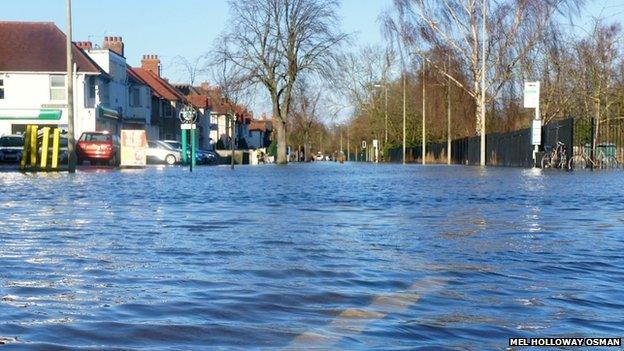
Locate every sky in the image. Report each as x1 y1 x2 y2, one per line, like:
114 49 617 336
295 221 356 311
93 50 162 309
2 0 623 116
2 0 391 81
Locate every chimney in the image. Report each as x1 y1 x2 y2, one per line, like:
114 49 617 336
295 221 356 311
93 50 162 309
75 41 93 51
141 54 161 77
103 36 124 57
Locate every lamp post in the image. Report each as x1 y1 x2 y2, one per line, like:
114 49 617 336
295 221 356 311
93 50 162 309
446 55 452 165
402 71 406 164
65 0 76 173
422 59 426 165
373 84 388 145
480 0 487 166
374 84 388 162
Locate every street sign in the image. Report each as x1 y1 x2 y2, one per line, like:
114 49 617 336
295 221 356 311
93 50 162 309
524 81 540 110
372 139 379 148
179 106 196 123
531 119 542 145
361 140 367 149
181 123 196 130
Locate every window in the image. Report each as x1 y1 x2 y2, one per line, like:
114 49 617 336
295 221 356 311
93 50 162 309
50 75 66 100
163 102 172 117
131 87 141 107
0 79 4 99
79 132 111 142
85 76 96 108
89 76 96 99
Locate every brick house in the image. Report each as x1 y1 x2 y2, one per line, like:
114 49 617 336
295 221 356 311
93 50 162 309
131 55 186 140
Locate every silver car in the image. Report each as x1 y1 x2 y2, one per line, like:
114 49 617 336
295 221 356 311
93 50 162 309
147 140 180 165
0 134 24 163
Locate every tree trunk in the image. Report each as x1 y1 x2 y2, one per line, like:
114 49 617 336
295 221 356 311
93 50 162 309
276 120 288 164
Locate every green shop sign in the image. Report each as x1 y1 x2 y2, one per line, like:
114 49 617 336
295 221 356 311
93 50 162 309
0 109 63 120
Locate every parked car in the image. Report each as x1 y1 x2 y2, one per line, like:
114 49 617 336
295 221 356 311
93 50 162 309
147 140 180 165
162 140 205 165
76 131 120 166
198 149 218 165
162 140 182 150
0 134 24 163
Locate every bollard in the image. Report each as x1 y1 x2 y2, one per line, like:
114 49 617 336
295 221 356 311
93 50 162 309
29 125 38 168
40 127 50 170
51 128 60 170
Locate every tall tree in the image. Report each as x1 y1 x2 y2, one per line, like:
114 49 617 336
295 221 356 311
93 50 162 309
387 0 582 165
217 0 347 164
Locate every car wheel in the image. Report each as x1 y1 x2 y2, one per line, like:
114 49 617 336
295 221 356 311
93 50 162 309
165 154 176 165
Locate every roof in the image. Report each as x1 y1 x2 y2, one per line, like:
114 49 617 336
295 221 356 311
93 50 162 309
186 94 211 109
249 120 271 132
126 66 147 85
0 21 102 73
130 67 185 102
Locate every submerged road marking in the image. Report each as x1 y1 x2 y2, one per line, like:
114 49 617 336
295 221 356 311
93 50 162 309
284 277 448 350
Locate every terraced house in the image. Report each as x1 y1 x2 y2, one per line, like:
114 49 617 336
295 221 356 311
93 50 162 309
0 21 107 139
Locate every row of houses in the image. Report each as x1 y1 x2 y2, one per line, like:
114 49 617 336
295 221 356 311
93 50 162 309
0 21 273 150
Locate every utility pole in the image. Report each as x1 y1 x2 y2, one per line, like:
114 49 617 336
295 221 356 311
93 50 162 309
384 85 388 145
347 127 350 161
339 127 343 158
422 59 426 165
230 113 235 169
446 55 452 165
480 0 487 166
402 71 406 165
65 0 76 173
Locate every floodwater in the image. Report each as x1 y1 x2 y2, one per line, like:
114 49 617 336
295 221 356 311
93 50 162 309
0 163 623 350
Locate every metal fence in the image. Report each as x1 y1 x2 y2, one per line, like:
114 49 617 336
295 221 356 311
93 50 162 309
572 117 624 163
387 117 576 167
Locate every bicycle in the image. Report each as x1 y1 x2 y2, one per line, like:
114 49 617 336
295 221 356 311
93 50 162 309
568 145 619 170
541 141 568 169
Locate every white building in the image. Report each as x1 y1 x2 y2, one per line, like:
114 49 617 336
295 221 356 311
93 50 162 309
247 119 272 149
78 37 152 134
0 22 106 139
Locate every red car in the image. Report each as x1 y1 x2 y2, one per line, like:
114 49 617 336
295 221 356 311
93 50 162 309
76 131 120 166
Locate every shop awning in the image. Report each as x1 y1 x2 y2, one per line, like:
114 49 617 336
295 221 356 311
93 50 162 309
0 109 62 120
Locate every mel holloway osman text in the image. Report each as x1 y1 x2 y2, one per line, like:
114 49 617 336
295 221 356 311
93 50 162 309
509 337 621 347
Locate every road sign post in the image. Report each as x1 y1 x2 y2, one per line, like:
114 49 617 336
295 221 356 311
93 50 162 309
524 82 541 167
179 106 196 172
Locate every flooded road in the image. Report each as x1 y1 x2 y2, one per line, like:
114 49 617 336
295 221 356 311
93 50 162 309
0 163 623 350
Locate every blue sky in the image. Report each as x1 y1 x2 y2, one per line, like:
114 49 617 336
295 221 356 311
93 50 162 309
3 0 623 116
2 0 391 82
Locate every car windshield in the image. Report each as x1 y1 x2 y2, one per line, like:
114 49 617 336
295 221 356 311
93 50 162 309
0 137 23 147
80 133 111 142
166 141 182 149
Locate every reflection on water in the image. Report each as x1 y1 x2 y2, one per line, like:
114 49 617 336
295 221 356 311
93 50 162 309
0 163 623 350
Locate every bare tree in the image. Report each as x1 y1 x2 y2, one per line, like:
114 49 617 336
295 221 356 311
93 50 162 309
289 79 323 160
173 54 208 86
217 0 347 164
387 0 582 165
